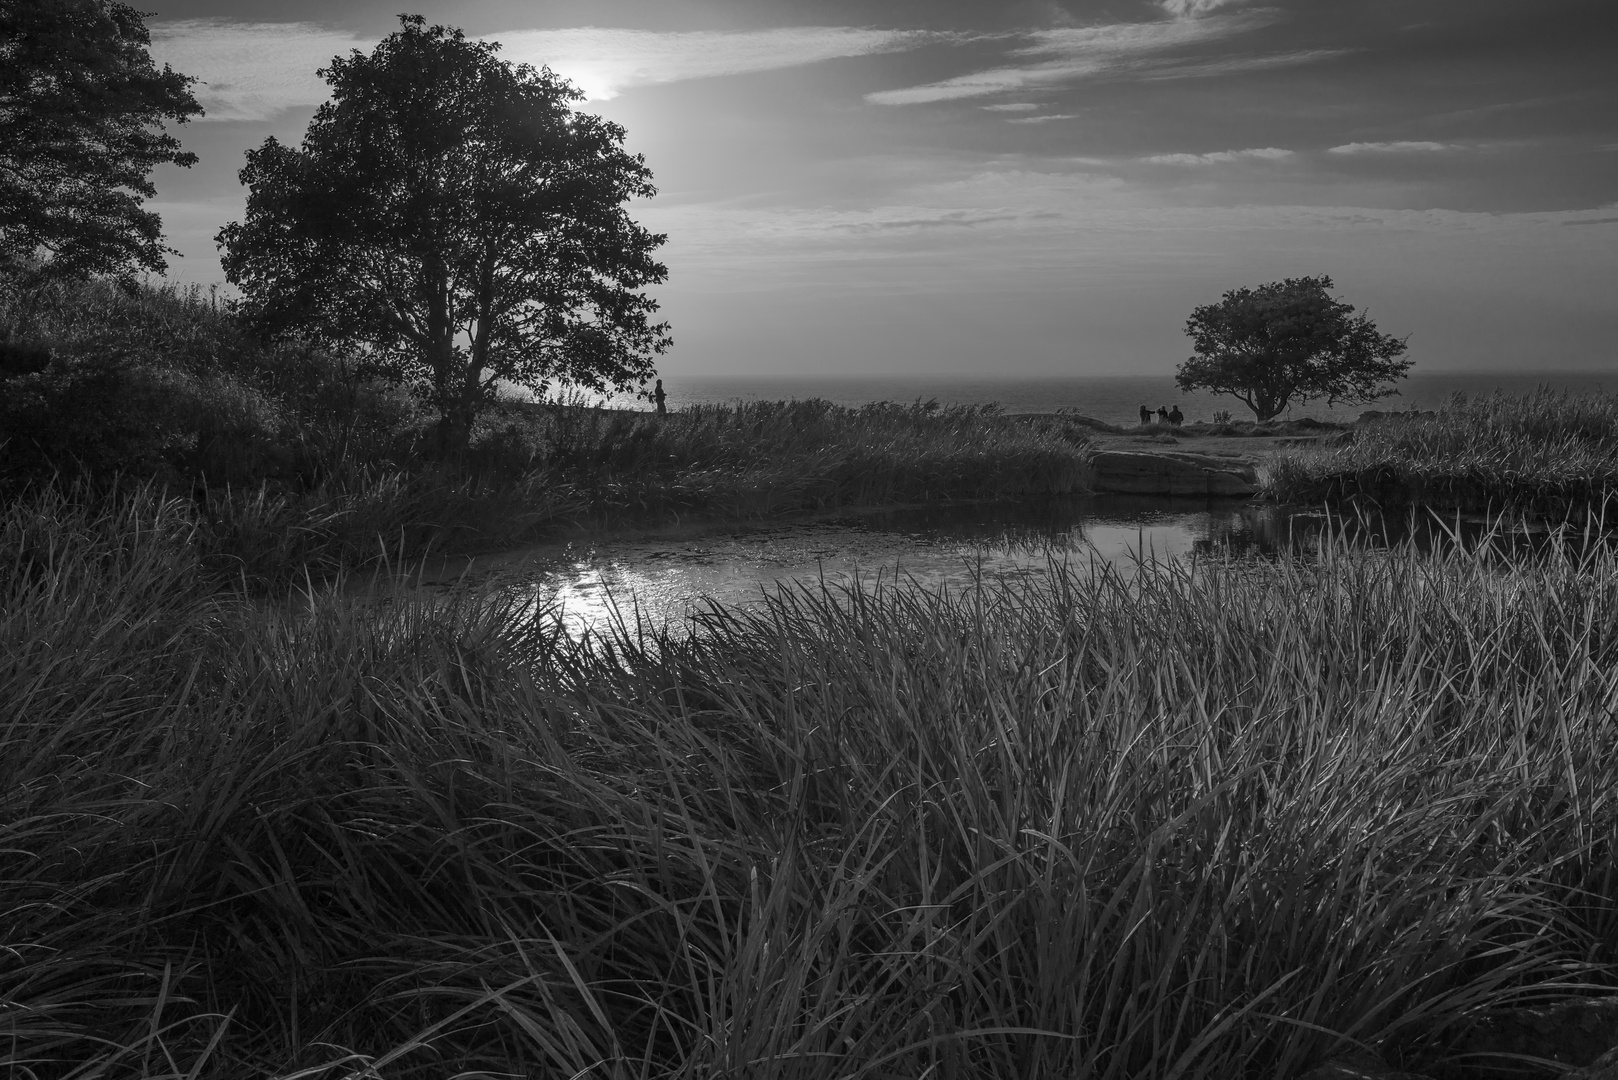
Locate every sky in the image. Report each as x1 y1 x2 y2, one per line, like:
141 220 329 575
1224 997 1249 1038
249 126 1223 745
141 0 1618 378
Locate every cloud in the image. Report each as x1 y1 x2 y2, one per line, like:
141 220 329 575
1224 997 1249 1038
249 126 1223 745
1138 48 1350 80
1007 113 1078 124
1160 0 1248 16
982 102 1040 111
1327 141 1454 154
150 21 369 121
494 26 945 101
865 12 1272 105
149 21 943 119
1142 147 1293 165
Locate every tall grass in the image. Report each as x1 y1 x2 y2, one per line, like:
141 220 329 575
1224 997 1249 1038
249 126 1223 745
493 397 1092 516
180 399 1091 588
1263 388 1618 514
3 276 1094 583
5 488 1617 1078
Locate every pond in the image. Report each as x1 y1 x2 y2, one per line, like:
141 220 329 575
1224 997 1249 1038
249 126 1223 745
395 495 1587 638
404 495 1357 638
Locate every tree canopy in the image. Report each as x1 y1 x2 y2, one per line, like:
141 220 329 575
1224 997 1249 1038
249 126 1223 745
1174 276 1411 423
217 15 670 454
0 0 202 283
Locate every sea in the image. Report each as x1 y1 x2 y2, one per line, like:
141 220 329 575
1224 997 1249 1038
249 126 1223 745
602 372 1618 428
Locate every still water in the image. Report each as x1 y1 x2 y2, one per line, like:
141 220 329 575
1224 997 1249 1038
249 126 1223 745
417 496 1351 639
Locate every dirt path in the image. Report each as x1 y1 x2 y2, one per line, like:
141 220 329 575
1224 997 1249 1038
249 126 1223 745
1085 428 1331 467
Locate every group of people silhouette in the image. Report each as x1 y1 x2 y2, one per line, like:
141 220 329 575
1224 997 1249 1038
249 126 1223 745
1140 404 1183 426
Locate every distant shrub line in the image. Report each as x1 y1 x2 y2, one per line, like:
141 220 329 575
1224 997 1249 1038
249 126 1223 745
1264 388 1618 516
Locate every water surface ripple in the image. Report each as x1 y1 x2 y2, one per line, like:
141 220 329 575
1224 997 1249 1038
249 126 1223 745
415 496 1332 639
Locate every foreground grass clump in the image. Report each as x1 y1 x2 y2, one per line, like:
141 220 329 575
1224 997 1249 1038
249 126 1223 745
6 490 1618 1078
1263 388 1618 514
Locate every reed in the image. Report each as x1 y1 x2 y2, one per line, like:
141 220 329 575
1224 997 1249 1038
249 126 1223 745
3 277 1094 582
1262 388 1618 514
497 396 1093 517
5 489 1617 1078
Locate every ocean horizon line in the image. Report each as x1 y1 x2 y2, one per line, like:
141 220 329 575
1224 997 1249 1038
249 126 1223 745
596 370 1618 427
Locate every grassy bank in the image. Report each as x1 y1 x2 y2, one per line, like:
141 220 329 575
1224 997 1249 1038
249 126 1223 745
6 488 1617 1078
185 398 1092 589
1262 389 1618 514
2 278 1091 587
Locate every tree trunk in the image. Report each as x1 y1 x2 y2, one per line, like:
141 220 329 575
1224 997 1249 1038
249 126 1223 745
433 364 484 460
1251 392 1287 423
435 405 473 460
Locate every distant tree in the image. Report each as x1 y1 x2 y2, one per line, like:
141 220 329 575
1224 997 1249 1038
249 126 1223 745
0 0 202 282
217 15 670 455
1174 276 1411 423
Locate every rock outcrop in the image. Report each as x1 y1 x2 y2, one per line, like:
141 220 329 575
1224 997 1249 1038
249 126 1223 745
1086 449 1258 497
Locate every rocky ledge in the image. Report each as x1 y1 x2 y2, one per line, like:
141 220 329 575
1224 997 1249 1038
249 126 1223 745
1085 448 1258 497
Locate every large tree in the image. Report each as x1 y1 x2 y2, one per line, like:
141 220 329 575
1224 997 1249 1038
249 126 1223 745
0 0 202 282
217 15 670 454
1174 276 1411 423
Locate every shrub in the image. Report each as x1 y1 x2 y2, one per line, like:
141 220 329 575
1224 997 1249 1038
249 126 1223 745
1263 388 1618 514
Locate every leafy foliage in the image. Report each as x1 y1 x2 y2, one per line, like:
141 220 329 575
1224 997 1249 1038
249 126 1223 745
1175 275 1411 422
217 15 671 454
0 0 202 282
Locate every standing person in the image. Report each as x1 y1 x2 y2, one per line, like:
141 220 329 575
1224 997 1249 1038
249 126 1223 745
1157 405 1169 424
1139 404 1151 426
654 378 667 418
1169 405 1183 426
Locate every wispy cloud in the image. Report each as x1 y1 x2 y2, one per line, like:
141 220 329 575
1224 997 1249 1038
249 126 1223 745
494 26 944 101
150 21 943 119
1160 0 1249 16
1138 48 1350 80
149 21 367 121
1327 141 1454 154
865 12 1272 106
1142 147 1293 165
982 102 1040 111
1008 113 1078 124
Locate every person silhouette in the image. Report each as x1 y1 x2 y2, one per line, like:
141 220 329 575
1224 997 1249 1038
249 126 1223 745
1168 405 1183 426
1139 404 1151 426
654 378 667 417
1157 405 1169 423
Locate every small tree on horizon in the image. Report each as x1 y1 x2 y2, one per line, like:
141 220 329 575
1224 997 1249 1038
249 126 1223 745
1174 275 1411 423
217 15 670 455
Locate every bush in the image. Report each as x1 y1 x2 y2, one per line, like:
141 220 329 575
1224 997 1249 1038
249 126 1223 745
1264 388 1618 514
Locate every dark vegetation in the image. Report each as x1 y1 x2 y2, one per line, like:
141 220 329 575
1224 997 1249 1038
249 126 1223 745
7 487 1618 1078
218 16 672 456
0 0 203 283
1175 275 1411 423
1264 389 1618 516
0 275 1092 588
